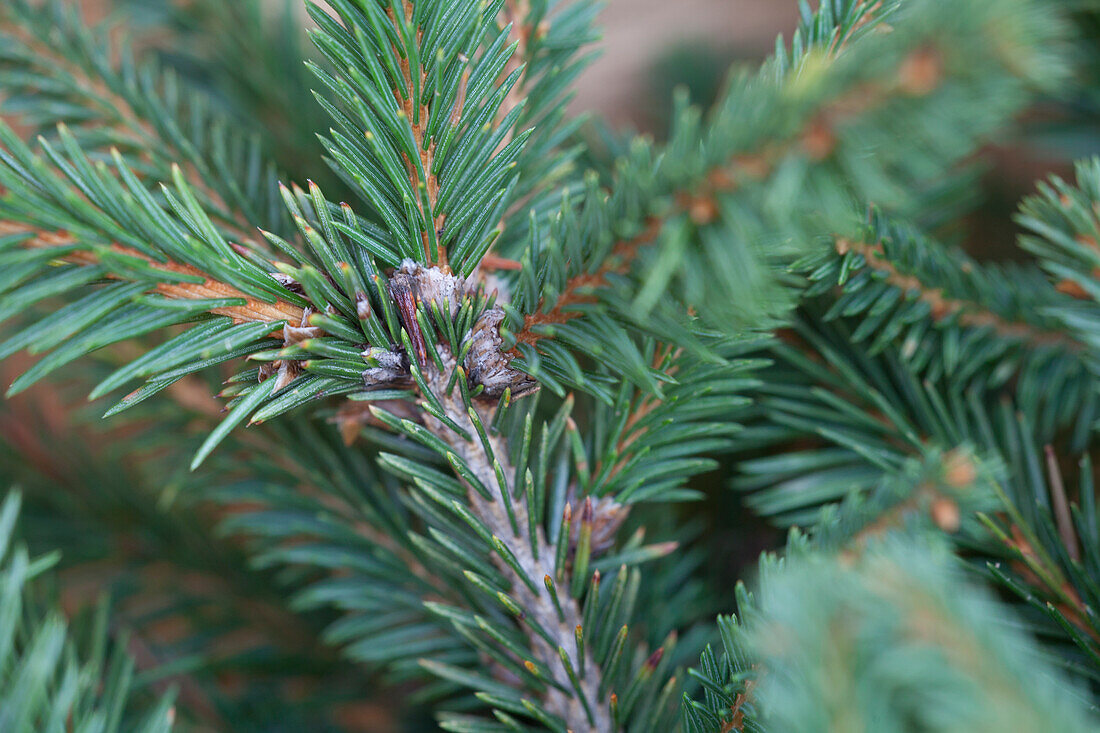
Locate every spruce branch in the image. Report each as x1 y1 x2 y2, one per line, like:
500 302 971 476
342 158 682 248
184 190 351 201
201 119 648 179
0 490 177 732
687 533 1098 733
830 449 987 553
975 426 1100 677
0 397 382 729
833 237 1081 351
583 337 762 503
0 0 291 240
682 449 994 733
0 118 365 438
417 347 607 731
306 0 538 276
759 207 1100 520
733 314 1018 525
1018 157 1100 349
506 0 1065 392
0 220 305 329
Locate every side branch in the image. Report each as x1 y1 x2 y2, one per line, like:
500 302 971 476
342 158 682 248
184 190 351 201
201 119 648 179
0 15 259 244
836 238 1081 350
2 221 304 330
511 37 944 349
513 219 662 349
421 353 608 732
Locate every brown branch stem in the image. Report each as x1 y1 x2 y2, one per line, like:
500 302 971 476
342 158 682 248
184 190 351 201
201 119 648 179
836 238 1080 351
2 221 304 331
511 19 938 350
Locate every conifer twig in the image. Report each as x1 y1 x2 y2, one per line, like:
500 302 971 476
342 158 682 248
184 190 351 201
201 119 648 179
835 239 1080 350
1 221 304 330
0 11 262 245
513 218 662 348
388 2 446 267
419 346 608 731
512 34 948 349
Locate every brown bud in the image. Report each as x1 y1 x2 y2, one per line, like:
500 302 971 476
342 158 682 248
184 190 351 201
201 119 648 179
801 118 836 160
944 451 977 489
899 47 942 96
931 497 961 533
687 194 719 225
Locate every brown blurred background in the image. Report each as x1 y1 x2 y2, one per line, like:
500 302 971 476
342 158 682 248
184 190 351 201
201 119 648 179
81 0 796 126
571 0 796 125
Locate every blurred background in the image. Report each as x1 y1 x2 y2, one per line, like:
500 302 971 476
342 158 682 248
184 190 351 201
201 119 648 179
569 0 797 126
81 0 798 125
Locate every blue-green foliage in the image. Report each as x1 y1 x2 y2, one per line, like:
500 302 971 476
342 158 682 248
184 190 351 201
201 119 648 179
686 534 1096 733
0 491 176 733
0 0 295 236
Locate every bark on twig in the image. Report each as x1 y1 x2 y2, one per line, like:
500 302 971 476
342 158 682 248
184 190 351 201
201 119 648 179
421 349 608 732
